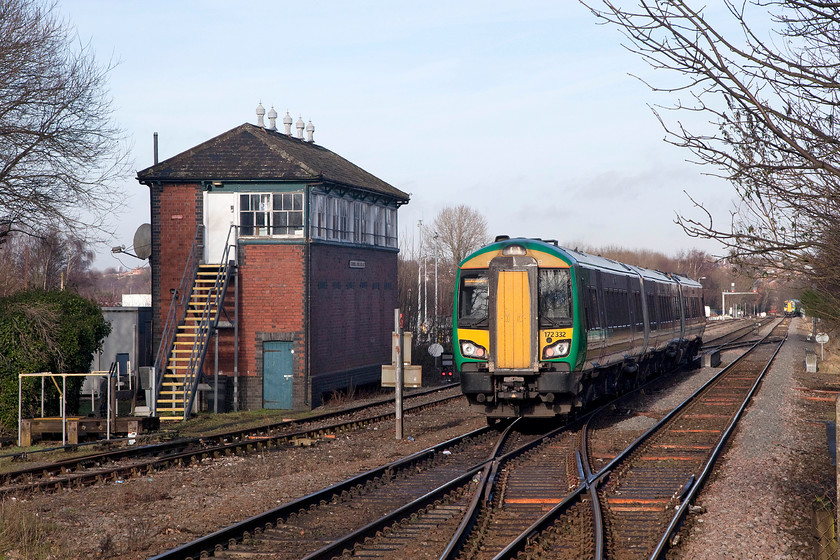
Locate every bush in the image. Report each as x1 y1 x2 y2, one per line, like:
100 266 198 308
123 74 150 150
0 290 110 433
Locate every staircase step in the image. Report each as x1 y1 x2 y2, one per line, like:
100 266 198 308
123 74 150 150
154 262 231 421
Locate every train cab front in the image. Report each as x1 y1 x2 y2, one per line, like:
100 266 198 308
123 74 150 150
454 239 580 419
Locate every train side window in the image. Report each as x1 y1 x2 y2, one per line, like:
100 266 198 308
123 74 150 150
458 273 489 327
538 269 572 327
604 288 629 328
604 289 613 328
632 291 643 329
619 289 629 327
587 287 601 330
647 293 657 330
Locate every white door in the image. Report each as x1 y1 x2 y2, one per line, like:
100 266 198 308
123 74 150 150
204 192 237 264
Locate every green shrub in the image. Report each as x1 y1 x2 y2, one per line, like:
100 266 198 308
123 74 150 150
0 290 110 433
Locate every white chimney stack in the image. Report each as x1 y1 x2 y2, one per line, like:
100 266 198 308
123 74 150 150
267 106 278 130
306 120 315 142
256 102 265 127
296 116 305 139
283 111 293 135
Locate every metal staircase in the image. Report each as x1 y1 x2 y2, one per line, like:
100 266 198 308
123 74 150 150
153 228 236 421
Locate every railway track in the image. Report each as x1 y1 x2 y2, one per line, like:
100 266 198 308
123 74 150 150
0 384 461 496
149 424 522 560
86 318 787 559
701 317 772 351
490 318 789 559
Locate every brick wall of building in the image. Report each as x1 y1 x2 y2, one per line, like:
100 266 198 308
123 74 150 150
151 185 401 412
309 243 397 403
149 183 203 351
236 243 307 409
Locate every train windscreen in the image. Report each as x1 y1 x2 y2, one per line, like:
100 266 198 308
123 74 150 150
538 268 572 327
459 272 489 327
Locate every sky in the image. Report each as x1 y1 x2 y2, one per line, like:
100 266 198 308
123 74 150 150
57 0 736 270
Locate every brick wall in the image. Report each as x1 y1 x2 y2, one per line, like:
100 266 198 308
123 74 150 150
237 243 306 408
150 183 203 352
309 244 397 403
150 186 400 411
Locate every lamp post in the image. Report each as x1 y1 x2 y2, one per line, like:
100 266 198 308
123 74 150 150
417 220 422 333
433 232 439 336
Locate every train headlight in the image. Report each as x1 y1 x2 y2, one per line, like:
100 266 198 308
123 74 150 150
502 244 526 256
542 339 570 359
460 340 487 359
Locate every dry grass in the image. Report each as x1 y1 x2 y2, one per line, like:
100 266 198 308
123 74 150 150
0 499 60 559
173 408 316 437
813 332 840 375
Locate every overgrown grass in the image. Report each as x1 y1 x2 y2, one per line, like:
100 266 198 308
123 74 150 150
174 408 317 437
0 499 59 559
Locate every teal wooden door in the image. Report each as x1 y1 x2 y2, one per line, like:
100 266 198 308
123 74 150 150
263 341 293 409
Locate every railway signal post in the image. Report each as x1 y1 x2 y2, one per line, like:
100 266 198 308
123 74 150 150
395 309 403 440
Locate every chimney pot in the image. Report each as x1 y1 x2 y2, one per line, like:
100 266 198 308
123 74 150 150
256 102 265 127
283 111 293 135
267 106 278 130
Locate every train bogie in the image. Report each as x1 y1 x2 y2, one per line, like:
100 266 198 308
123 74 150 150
453 236 705 420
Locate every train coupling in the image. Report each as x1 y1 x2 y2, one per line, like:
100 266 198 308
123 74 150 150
498 376 532 400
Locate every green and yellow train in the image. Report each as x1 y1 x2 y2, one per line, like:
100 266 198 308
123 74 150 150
453 236 706 421
783 299 801 317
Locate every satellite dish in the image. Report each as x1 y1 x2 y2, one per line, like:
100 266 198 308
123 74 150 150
132 223 152 260
428 343 444 357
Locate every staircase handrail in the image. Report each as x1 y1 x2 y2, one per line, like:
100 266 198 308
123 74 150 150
153 228 203 396
181 225 238 419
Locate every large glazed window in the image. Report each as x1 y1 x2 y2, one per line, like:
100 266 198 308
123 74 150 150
311 194 398 248
458 272 489 327
240 192 303 236
539 268 572 327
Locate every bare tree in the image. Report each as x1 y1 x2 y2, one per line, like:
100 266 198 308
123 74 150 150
415 205 490 336
0 228 96 294
583 1 840 285
0 0 130 244
425 205 490 266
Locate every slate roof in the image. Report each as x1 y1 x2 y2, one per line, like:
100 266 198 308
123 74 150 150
136 123 409 202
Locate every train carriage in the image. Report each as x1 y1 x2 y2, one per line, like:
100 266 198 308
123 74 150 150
783 299 801 317
453 236 705 420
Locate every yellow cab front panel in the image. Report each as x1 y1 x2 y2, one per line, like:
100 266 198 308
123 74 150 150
495 270 531 369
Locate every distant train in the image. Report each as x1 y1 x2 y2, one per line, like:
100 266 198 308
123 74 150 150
783 299 801 317
453 236 706 421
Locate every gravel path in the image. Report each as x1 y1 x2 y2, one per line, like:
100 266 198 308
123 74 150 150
669 318 837 559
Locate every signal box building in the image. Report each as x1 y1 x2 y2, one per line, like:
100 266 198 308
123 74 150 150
137 114 409 420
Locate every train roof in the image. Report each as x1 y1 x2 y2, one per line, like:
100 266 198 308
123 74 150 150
471 237 702 286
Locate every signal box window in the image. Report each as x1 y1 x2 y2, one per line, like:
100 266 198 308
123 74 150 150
240 192 303 236
459 273 489 327
538 269 572 327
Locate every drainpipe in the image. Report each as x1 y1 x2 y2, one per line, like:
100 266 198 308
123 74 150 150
233 229 240 412
304 189 311 407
